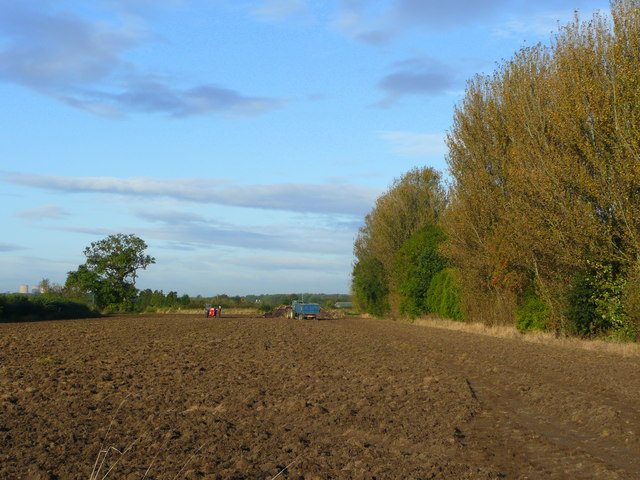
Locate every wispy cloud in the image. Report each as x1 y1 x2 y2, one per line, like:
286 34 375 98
100 0 189 13
127 208 355 254
64 79 287 118
37 209 359 255
14 205 69 221
251 0 308 22
376 56 456 106
334 0 603 45
0 1 139 89
1 172 381 216
494 11 588 38
0 1 285 118
229 254 345 272
132 211 293 251
0 242 26 252
335 0 508 44
380 131 446 155
44 225 118 237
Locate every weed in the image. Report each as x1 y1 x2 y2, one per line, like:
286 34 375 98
37 357 61 366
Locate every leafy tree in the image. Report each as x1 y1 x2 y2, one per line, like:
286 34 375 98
165 291 179 308
444 0 640 332
179 294 191 307
351 257 389 317
150 290 165 308
39 278 64 296
352 167 447 316
39 278 51 294
66 234 155 311
137 289 154 310
65 265 101 303
426 268 464 322
393 224 448 318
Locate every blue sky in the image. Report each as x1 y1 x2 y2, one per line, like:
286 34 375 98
0 0 608 296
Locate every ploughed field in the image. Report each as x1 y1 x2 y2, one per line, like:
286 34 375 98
1 314 639 479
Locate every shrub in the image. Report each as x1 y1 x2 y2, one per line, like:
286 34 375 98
394 224 448 318
258 303 274 313
564 263 631 337
565 270 601 336
516 290 549 332
622 270 640 341
351 257 390 318
0 294 99 322
426 268 464 321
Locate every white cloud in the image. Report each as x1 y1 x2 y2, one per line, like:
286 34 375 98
0 1 286 118
494 7 609 38
1 172 381 216
0 1 141 89
77 81 288 118
334 0 607 44
334 0 508 44
376 56 457 106
251 0 308 22
130 208 357 255
14 204 68 221
43 207 356 256
0 242 26 252
380 131 446 155
228 254 345 272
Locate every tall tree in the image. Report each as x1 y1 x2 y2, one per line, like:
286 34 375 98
66 234 155 310
444 0 640 334
352 167 447 316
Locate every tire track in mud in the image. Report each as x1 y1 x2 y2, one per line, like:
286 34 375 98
461 377 640 479
428 330 640 480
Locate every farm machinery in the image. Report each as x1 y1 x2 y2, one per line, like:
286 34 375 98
287 300 320 320
204 304 221 317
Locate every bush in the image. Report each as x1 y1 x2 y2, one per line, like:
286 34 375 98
394 224 448 318
516 290 549 332
426 268 464 321
564 262 632 337
258 303 274 313
351 257 390 318
0 295 99 322
565 270 601 336
622 271 640 341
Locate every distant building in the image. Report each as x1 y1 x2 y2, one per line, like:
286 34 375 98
19 285 28 294
31 286 40 294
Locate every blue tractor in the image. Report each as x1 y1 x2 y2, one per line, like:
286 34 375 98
287 300 320 320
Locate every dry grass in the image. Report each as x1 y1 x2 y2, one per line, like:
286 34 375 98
412 315 640 358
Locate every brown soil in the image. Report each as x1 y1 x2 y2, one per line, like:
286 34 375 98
1 314 638 479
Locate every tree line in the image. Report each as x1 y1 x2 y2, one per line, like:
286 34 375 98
352 0 640 340
7 233 351 320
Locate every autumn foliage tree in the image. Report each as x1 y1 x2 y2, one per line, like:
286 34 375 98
444 0 640 337
352 167 447 317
